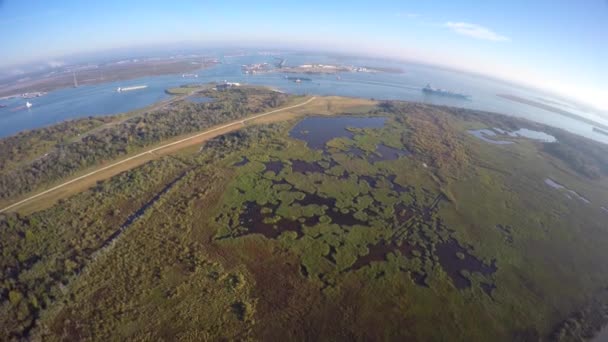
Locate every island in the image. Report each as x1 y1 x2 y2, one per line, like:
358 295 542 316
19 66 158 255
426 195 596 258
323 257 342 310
242 62 403 75
0 56 219 99
498 93 608 131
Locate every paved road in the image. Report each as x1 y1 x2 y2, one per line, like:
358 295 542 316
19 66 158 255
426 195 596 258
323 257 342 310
0 96 316 213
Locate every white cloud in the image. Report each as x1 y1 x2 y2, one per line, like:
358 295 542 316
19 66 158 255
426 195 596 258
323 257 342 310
445 22 510 42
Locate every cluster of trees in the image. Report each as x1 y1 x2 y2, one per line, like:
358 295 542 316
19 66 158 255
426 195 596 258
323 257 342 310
0 117 110 170
0 88 289 200
202 123 282 160
0 157 189 339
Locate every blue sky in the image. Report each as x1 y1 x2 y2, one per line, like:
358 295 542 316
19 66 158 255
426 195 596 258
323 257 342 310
0 0 607 109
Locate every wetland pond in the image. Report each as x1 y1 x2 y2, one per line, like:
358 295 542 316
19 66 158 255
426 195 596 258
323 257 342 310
226 115 497 293
468 127 556 144
289 116 387 149
544 178 591 204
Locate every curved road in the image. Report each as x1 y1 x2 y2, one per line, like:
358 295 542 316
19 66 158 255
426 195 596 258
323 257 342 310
0 96 316 213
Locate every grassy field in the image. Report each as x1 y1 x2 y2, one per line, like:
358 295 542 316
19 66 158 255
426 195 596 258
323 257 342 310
1 97 608 341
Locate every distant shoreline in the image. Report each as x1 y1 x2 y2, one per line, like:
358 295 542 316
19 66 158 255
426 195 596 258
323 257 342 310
0 58 218 98
497 94 608 131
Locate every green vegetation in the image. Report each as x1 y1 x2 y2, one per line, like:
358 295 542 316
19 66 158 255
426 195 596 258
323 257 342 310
164 85 209 95
2 97 608 340
0 87 292 201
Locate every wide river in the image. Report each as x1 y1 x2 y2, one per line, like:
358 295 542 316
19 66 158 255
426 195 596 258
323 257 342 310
1 53 607 144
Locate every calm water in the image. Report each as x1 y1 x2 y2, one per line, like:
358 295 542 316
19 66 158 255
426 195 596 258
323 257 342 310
469 128 557 144
289 116 387 149
544 178 591 204
509 128 557 143
1 53 607 143
468 129 514 145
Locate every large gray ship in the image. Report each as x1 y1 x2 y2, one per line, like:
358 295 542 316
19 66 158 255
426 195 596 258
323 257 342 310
422 84 471 99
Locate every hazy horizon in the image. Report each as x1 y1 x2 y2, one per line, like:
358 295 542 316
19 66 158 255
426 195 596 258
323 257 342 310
1 0 606 110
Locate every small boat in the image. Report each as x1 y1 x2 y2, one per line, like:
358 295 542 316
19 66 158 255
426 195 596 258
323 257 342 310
26 101 33 109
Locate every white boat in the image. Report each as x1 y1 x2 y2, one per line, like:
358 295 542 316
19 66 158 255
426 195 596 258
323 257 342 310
26 101 33 109
117 85 148 93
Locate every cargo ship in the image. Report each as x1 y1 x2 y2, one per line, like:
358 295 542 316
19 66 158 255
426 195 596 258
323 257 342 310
422 84 471 99
116 85 148 93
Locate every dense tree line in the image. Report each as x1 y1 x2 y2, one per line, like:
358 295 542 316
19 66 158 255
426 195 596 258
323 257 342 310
0 88 289 200
0 117 111 170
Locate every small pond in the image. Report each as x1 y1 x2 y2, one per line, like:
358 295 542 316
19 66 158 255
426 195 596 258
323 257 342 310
289 116 387 149
469 127 557 145
467 129 514 145
544 178 591 204
508 128 557 142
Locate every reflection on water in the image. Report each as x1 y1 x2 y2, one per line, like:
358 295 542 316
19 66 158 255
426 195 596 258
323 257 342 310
509 128 557 142
469 127 557 145
368 144 410 163
544 178 591 204
468 129 514 145
289 116 387 149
